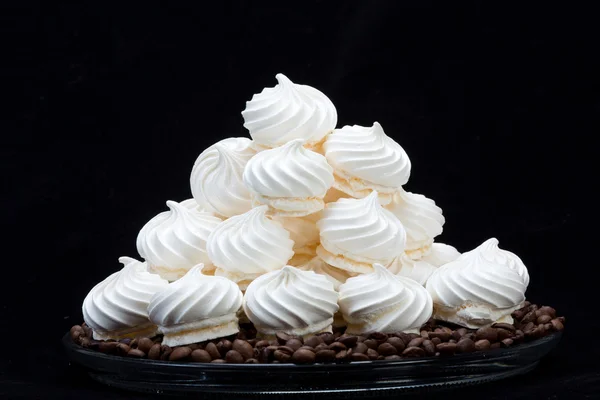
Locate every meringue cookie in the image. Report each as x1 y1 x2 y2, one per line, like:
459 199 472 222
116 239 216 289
323 186 350 204
323 122 411 205
273 212 320 256
190 137 256 218
242 73 337 149
207 205 294 290
421 243 461 267
426 238 530 329
82 257 169 340
316 191 406 273
243 139 334 217
148 265 243 346
388 253 438 286
136 200 222 281
243 266 339 337
338 264 433 335
297 256 355 291
385 188 445 259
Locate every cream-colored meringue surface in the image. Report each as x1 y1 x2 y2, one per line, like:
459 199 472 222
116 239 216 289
323 122 411 202
421 242 461 267
297 256 355 291
206 205 294 287
136 200 222 281
316 191 406 273
426 238 529 329
190 137 256 218
338 264 433 335
387 253 438 286
147 265 243 346
243 266 339 336
82 257 169 340
242 73 337 148
385 188 444 259
273 212 321 256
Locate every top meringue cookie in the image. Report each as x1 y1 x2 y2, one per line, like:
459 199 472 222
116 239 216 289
323 122 411 205
242 73 337 149
243 139 334 217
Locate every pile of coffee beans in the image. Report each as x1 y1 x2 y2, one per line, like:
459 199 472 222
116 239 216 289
69 302 564 365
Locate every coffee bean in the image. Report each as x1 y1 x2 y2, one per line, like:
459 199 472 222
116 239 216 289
537 315 552 325
420 330 429 339
318 333 335 345
286 338 303 352
98 341 119 354
428 331 451 342
148 343 161 360
315 349 336 363
335 349 349 362
557 316 566 324
82 324 93 338
377 356 385 360
497 329 513 341
369 332 388 343
188 343 200 351
79 337 93 348
211 359 226 363
407 338 424 348
216 340 232 357
521 322 535 333
551 318 564 331
436 342 457 355
456 338 475 353
259 346 275 363
118 338 132 345
314 343 329 352
116 343 131 356
474 339 491 351
205 342 220 360
255 340 270 348
299 346 315 352
512 310 525 320
422 340 436 356
137 338 154 354
245 358 259 364
70 326 85 343
232 340 254 360
501 338 514 347
338 335 358 348
304 336 323 348
402 346 425 357
169 347 192 361
394 332 412 345
449 339 457 344
386 337 406 352
490 343 502 350
475 327 498 343
357 335 367 343
276 332 290 344
191 349 212 363
225 350 244 364
160 345 172 361
431 337 442 346
274 350 292 363
492 323 516 332
521 311 537 324
350 353 370 362
126 349 144 358
367 348 379 360
363 339 378 349
538 306 556 318
130 338 139 348
353 342 368 354
236 331 247 340
523 301 531 308
384 355 402 360
328 342 347 352
377 343 397 356
292 349 316 364
333 331 342 339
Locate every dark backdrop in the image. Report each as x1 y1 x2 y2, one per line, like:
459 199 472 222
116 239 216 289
2 1 597 399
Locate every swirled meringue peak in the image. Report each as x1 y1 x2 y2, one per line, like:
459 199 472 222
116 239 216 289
385 188 445 259
82 257 169 341
243 139 334 217
421 242 461 267
136 200 222 281
242 73 337 149
243 266 339 337
190 137 256 218
338 264 433 335
147 265 243 346
207 205 294 290
316 191 406 273
297 256 355 291
388 253 438 286
323 122 411 205
426 238 530 329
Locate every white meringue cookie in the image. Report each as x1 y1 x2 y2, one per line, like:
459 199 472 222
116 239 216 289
297 256 355 291
136 200 222 281
242 73 337 149
323 122 411 205
338 264 433 335
190 137 256 218
426 238 530 329
82 257 169 340
316 191 406 273
323 186 350 204
385 188 445 259
243 139 334 217
207 205 294 290
421 243 461 267
148 265 243 346
388 253 438 286
273 212 321 256
243 266 339 337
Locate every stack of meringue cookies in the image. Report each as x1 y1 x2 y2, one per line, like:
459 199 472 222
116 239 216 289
80 74 534 362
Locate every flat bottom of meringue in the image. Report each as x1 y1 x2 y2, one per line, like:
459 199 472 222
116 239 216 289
159 313 240 347
254 318 334 338
343 306 421 336
432 302 523 329
214 268 260 292
316 245 381 274
92 322 159 341
331 172 395 205
251 194 325 217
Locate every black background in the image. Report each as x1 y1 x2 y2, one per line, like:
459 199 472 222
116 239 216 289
2 1 598 399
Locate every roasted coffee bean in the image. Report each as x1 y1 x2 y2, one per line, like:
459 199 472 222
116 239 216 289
521 322 535 333
292 349 316 364
318 333 335 345
314 343 329 352
130 338 139 348
286 339 303 351
496 329 513 341
490 343 502 350
338 335 358 348
259 347 275 363
557 316 566 324
407 338 424 348
544 323 553 331
377 356 385 360
386 337 406 352
523 300 532 308
456 338 475 353
402 346 426 357
160 345 172 361
315 349 336 363
521 311 537 324
536 313 551 324
188 343 200 351
384 355 401 360
211 359 226 363
299 346 315 352
501 338 514 347
492 323 516 332
328 342 347 352
247 339 258 347
274 350 292 363
205 342 220 360
335 350 349 362
428 331 451 342
236 331 247 340
420 330 429 339
377 343 397 356
448 339 457 344
119 338 132 345
431 337 442 346
394 332 412 346
232 340 254 360
276 332 291 344
350 342 366 354
82 324 93 338
225 350 244 364
245 358 259 364
333 331 342 339
513 330 525 342
350 353 370 362
367 348 379 360
169 347 192 361
217 340 232 357
369 332 388 343
538 306 556 318
137 338 154 354
148 343 161 360
551 319 565 331
277 346 295 355
79 337 92 348
125 349 144 358
98 341 119 354
255 340 270 349
474 339 491 351
363 339 379 349
475 327 498 343
422 340 436 356
436 342 457 356
116 343 131 356
304 336 323 349
70 326 85 342
512 310 525 320
191 349 212 363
